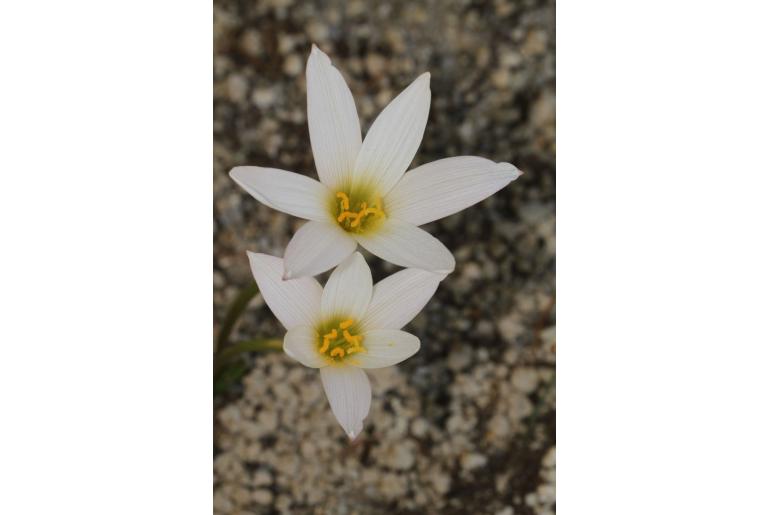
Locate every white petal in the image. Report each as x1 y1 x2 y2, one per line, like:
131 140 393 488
230 166 331 222
385 157 522 226
306 45 362 190
283 326 326 368
283 221 357 279
355 219 455 274
356 329 420 368
361 268 445 330
353 72 431 196
320 366 371 439
246 253 322 330
321 252 372 321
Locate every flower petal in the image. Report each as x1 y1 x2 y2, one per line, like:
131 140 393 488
361 268 445 330
230 166 331 222
283 326 326 368
283 221 357 279
320 366 371 439
246 253 322 330
356 329 420 368
355 219 455 274
321 252 372 322
353 72 431 196
306 45 362 190
385 157 522 226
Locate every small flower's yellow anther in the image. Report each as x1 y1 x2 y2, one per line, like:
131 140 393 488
317 318 366 362
319 328 338 354
343 330 362 346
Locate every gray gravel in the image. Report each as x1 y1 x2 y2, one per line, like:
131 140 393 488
214 0 555 513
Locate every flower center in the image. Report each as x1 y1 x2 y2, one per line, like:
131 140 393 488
317 318 365 363
333 190 386 233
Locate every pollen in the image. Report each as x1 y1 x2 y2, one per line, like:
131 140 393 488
332 189 385 233
317 318 365 363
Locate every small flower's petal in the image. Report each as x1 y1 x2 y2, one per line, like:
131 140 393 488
356 329 420 368
361 268 445 331
230 166 331 222
321 252 373 321
353 72 431 196
355 219 455 274
306 45 362 190
283 326 326 368
283 221 357 279
385 157 522 226
247 253 322 330
320 366 371 440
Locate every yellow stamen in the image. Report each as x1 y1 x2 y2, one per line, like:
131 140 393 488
319 329 337 354
330 348 345 358
334 192 385 231
343 330 362 346
336 191 350 210
337 211 357 223
339 319 354 329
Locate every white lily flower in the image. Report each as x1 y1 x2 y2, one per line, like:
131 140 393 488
247 250 444 439
231 45 522 279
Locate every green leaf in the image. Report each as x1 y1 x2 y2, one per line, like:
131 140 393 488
215 282 260 353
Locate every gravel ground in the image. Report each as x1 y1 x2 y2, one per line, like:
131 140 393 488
214 0 555 513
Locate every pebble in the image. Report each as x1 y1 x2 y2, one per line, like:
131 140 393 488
461 452 488 471
512 368 539 394
497 313 526 344
227 74 249 103
282 54 303 76
252 489 274 505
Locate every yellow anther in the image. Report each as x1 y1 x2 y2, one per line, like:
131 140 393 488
330 348 345 358
339 319 354 330
337 211 356 223
336 191 350 210
343 330 362 346
319 329 337 354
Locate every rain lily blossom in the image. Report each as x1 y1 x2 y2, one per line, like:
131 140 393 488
230 45 522 279
248 250 445 439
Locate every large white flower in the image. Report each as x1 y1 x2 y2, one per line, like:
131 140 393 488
248 250 444 439
231 45 522 279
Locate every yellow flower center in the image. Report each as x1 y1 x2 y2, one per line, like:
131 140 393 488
318 318 366 363
333 189 386 233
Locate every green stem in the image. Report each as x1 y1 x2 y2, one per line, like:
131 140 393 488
215 282 259 353
214 338 282 374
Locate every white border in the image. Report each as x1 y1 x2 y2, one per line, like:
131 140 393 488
559 1 770 513
1 1 211 513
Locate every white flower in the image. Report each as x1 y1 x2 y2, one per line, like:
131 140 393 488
247 250 445 439
231 45 522 279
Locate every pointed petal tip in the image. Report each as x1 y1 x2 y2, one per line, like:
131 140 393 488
228 166 243 180
495 161 524 180
308 44 329 63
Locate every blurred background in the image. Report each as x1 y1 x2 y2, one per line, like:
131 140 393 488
214 0 554 513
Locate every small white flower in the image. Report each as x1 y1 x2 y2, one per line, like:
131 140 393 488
231 45 522 279
248 251 445 439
